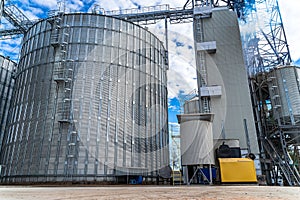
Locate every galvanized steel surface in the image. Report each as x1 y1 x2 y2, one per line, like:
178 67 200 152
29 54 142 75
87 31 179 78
268 66 300 121
0 14 169 183
0 55 16 151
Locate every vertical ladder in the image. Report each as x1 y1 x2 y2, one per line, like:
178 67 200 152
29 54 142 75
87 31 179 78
268 75 283 123
279 69 295 125
269 69 295 125
195 16 210 113
279 129 289 165
49 13 77 180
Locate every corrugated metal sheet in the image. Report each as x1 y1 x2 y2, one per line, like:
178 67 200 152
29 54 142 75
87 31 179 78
0 55 16 150
268 66 300 120
0 14 169 183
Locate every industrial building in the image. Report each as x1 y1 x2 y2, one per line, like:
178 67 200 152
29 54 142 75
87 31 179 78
0 0 299 186
178 7 260 184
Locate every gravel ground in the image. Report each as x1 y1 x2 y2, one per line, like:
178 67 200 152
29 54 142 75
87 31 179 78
0 185 299 200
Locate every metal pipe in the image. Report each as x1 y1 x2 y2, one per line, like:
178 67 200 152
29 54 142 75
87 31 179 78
209 164 213 185
243 119 252 153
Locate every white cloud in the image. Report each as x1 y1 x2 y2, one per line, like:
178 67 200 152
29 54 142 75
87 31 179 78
0 38 22 60
31 0 57 9
0 18 14 29
91 0 133 11
67 0 84 11
23 8 41 20
168 105 179 111
27 6 44 16
147 22 197 99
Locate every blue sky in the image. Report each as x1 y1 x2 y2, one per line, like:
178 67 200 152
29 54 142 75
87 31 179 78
1 0 300 126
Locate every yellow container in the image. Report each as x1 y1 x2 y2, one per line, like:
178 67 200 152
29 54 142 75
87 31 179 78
219 158 257 183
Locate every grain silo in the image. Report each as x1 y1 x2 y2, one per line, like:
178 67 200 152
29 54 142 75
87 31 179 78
0 55 16 150
0 13 169 183
267 65 300 124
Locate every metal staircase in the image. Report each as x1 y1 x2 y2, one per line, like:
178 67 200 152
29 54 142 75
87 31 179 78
262 137 300 186
48 13 78 179
265 70 300 186
293 145 300 174
268 75 283 121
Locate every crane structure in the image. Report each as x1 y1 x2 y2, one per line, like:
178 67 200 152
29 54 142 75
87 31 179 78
0 0 33 39
1 0 299 185
238 0 300 186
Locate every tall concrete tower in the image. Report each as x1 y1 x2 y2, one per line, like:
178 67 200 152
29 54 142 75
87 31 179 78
179 6 261 183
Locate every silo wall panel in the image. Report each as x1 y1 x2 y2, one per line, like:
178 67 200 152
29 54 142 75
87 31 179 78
0 56 16 153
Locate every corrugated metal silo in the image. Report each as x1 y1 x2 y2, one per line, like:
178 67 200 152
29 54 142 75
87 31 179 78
0 13 169 183
268 65 300 123
0 55 16 150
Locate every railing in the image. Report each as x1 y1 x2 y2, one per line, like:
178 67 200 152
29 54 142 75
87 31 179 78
263 137 300 186
106 4 170 16
3 3 32 33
